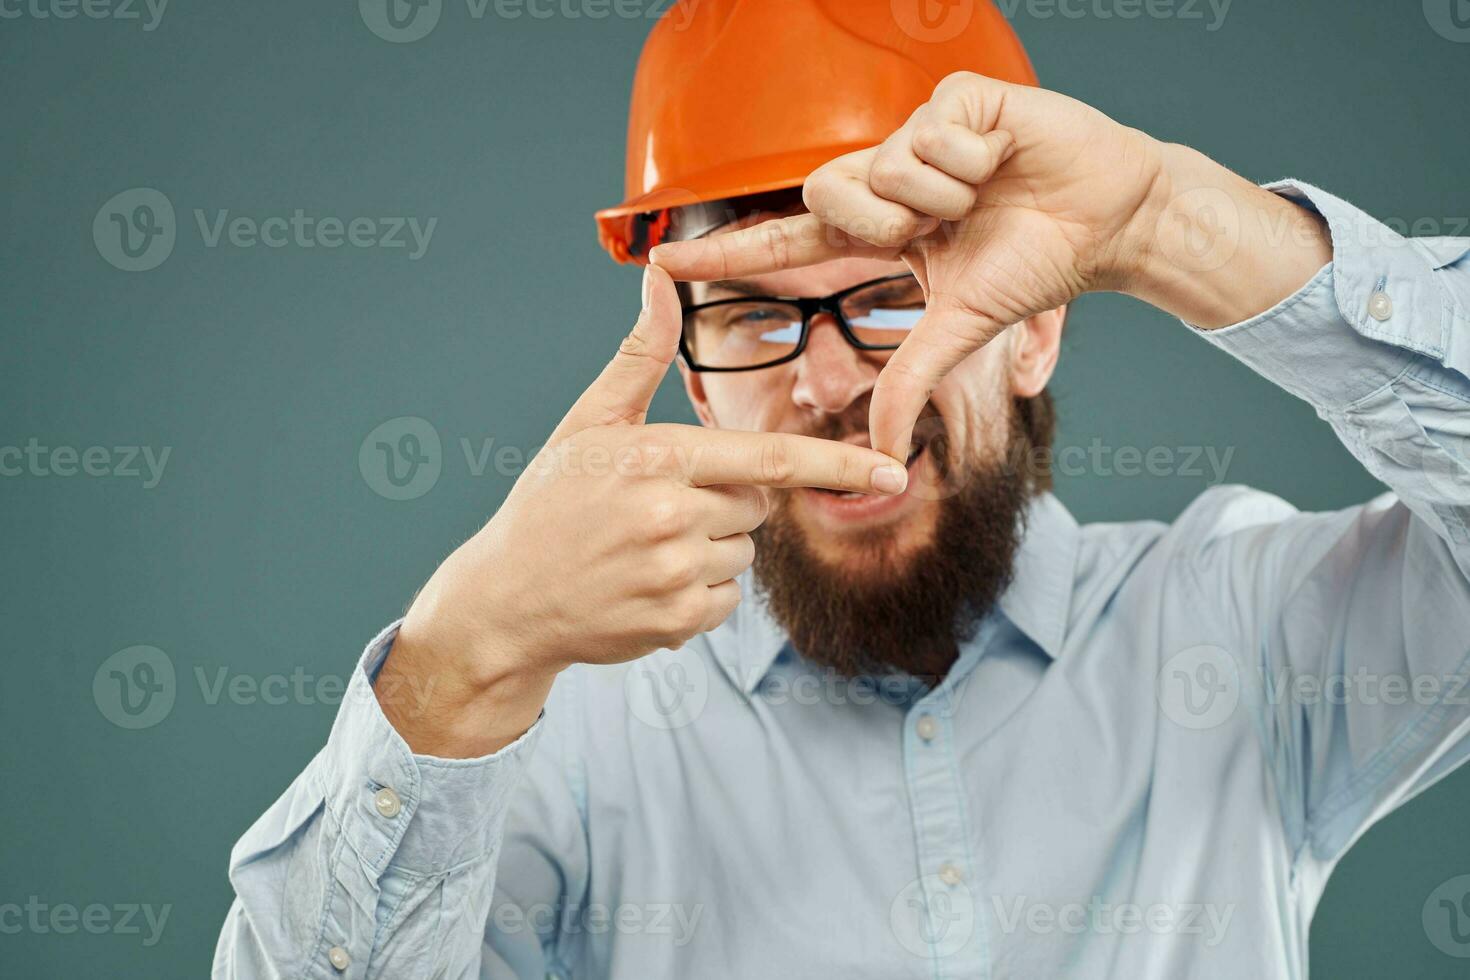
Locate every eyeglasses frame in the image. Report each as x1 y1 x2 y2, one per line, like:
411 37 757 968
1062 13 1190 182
677 273 920 373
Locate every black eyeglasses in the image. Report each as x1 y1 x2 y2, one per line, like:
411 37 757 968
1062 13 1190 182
680 273 923 372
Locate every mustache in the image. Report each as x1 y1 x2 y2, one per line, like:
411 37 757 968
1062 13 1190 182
794 397 945 447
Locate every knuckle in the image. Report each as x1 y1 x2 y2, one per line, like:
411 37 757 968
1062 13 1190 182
653 546 699 591
759 220 798 270
911 124 948 159
665 591 708 641
756 492 772 525
758 441 796 485
618 326 652 359
867 160 910 199
833 449 856 491
802 174 837 215
643 496 686 540
938 70 981 93
746 487 772 526
938 188 978 221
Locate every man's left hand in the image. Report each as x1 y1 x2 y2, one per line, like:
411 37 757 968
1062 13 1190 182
651 71 1331 462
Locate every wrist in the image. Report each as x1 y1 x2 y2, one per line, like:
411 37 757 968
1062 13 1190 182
1115 142 1332 328
379 619 558 759
1103 137 1187 294
380 553 561 758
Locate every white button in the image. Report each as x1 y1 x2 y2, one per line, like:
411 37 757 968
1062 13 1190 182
373 787 402 819
1368 291 1393 322
938 863 964 886
327 945 350 971
915 714 939 741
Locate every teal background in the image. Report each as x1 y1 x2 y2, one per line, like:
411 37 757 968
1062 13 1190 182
2 1 1468 976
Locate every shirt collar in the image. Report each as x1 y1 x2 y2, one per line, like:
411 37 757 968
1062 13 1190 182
1415 236 1470 271
708 491 1082 696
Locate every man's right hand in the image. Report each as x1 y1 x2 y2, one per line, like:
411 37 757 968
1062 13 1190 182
376 265 908 757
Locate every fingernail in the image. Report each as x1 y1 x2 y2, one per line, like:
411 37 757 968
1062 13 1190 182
871 464 907 496
641 265 653 312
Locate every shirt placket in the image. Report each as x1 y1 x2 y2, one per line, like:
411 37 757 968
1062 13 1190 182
901 627 993 980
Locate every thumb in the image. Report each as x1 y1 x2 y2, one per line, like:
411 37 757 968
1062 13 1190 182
553 264 682 440
868 304 1003 461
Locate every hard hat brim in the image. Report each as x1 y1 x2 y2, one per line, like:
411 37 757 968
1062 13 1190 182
595 142 870 264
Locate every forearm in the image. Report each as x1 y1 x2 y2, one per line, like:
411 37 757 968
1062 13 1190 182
1121 141 1334 329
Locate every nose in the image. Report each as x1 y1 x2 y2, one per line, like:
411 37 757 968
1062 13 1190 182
790 314 882 415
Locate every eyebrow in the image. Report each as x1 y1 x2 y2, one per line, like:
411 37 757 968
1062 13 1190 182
704 279 774 299
700 273 917 302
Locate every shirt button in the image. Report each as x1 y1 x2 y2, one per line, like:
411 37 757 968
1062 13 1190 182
939 863 964 886
373 787 402 819
327 945 351 971
915 714 939 741
1368 291 1393 322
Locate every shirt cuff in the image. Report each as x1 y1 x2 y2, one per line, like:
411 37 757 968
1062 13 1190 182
316 620 543 876
1187 180 1462 411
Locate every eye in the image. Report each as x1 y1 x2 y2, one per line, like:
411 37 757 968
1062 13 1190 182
731 308 782 326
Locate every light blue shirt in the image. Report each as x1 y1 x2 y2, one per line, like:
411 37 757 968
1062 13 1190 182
214 182 1470 979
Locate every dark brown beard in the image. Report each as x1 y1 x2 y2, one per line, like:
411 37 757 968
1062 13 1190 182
751 399 1036 684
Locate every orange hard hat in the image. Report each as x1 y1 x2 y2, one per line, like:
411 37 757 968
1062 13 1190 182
595 0 1038 264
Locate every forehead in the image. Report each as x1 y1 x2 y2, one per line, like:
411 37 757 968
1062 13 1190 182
691 254 910 299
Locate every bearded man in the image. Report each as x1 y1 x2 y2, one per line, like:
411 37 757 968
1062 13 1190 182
215 2 1470 977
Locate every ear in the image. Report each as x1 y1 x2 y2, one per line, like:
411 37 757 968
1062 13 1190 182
1009 305 1065 399
677 359 719 427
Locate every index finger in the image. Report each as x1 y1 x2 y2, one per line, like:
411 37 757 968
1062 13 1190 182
671 428 908 495
648 213 891 281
